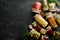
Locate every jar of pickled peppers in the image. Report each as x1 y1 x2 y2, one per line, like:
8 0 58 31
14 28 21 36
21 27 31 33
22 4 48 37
46 25 54 35
32 22 47 35
32 22 41 32
32 2 42 14
46 12 58 28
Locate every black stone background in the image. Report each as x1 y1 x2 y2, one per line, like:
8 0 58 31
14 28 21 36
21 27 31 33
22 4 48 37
0 0 60 40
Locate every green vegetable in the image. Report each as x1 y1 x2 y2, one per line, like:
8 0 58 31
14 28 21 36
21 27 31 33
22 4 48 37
48 0 54 3
48 0 60 6
48 0 57 3
23 27 30 40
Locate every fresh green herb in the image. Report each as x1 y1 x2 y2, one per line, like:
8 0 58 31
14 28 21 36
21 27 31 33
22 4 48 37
23 27 30 40
48 0 57 3
48 0 60 6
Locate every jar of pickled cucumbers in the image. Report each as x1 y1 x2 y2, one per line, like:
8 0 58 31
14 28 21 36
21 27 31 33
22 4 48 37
41 0 49 11
49 3 56 12
29 29 41 39
34 14 48 28
40 28 47 34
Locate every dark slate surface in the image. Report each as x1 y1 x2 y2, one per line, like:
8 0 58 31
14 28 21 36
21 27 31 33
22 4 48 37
0 0 60 40
0 0 36 40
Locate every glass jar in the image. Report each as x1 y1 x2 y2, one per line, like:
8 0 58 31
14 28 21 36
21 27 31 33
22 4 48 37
46 25 54 35
41 0 49 11
32 22 47 34
49 3 56 12
32 2 42 13
29 29 41 39
55 14 60 25
40 28 47 34
34 14 48 28
53 31 60 39
32 22 41 32
46 12 58 28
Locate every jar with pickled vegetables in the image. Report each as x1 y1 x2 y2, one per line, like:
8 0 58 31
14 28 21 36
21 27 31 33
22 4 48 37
46 12 58 28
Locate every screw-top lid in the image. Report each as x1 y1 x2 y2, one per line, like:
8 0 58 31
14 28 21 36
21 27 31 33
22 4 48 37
53 12 57 17
46 12 53 19
46 25 51 31
32 22 37 27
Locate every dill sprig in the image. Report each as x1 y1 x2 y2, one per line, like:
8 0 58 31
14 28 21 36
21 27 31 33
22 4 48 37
23 27 30 40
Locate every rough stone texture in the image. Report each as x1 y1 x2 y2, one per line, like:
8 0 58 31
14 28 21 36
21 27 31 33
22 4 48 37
0 0 35 40
0 0 60 40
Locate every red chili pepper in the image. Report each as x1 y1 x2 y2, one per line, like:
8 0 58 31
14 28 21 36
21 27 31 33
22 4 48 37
33 2 42 11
